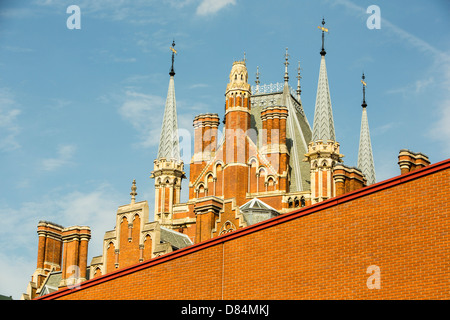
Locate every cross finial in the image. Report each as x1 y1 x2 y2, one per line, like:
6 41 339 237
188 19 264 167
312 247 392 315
284 47 289 83
169 40 176 76
130 179 137 204
361 72 367 108
319 18 327 56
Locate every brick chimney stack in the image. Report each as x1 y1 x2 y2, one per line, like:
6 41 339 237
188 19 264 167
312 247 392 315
398 149 430 174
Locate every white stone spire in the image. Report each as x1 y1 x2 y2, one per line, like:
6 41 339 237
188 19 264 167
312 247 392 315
157 41 180 161
312 18 335 143
311 53 336 142
357 73 376 185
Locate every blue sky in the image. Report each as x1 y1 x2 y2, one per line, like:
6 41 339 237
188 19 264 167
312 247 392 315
0 0 449 299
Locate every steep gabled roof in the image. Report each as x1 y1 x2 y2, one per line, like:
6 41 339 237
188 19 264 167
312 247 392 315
160 227 193 250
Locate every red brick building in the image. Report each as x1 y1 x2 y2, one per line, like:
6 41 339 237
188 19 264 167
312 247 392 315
23 31 449 300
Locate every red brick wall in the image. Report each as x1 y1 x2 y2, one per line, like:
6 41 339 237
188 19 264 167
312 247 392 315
40 159 450 300
105 241 116 274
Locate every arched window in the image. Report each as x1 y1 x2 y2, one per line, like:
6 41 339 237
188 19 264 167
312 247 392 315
198 184 205 196
267 177 275 191
294 197 300 208
300 196 306 207
288 198 293 208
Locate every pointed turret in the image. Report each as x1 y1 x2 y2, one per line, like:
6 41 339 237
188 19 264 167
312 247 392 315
304 19 343 204
357 73 376 185
157 40 180 161
311 19 335 142
151 41 185 227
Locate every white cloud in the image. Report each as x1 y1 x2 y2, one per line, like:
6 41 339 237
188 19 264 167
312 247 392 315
196 0 236 16
332 0 449 62
118 90 166 148
429 100 450 157
2 46 34 53
0 182 124 299
0 251 34 300
331 0 450 157
372 121 399 136
35 0 167 25
41 144 76 171
0 7 34 19
0 88 21 151
91 49 137 64
189 83 210 89
385 77 434 96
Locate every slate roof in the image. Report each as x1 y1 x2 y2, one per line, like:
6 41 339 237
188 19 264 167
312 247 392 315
160 227 193 250
240 197 278 213
38 271 62 297
240 197 280 226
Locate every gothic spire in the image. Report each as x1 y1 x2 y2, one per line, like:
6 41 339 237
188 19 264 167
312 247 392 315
312 19 336 142
357 73 376 185
157 41 181 161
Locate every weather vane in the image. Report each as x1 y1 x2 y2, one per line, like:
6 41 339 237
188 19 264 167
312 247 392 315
361 73 367 108
169 40 177 76
318 18 328 56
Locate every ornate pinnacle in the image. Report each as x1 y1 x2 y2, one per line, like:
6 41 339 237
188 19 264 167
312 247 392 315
130 179 137 204
255 66 260 92
284 47 289 83
296 61 302 98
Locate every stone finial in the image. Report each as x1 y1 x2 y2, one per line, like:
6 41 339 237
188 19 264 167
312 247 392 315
296 61 302 99
284 47 289 84
255 66 260 93
130 179 137 204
